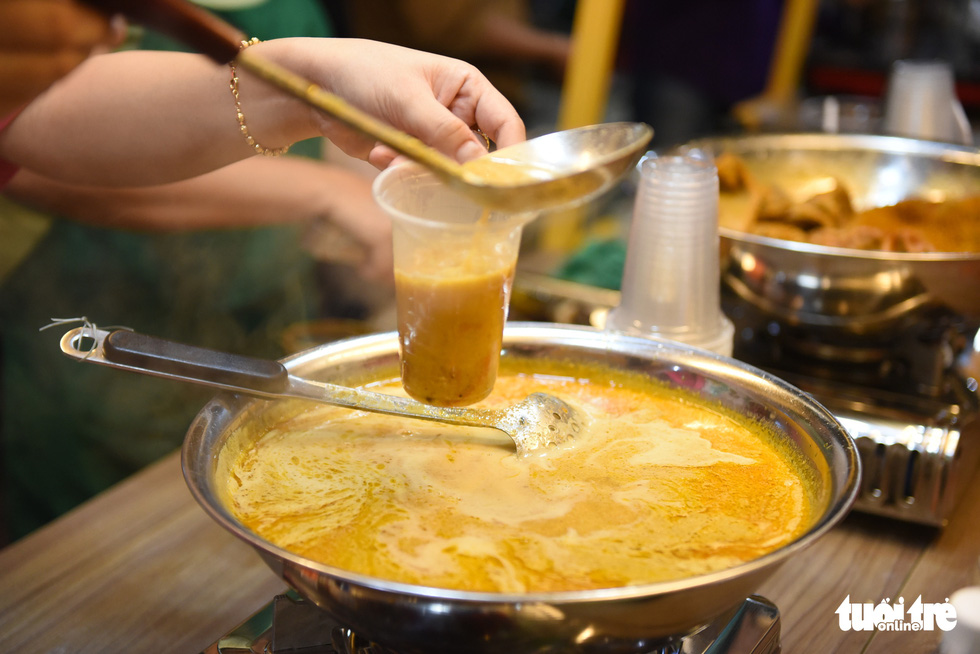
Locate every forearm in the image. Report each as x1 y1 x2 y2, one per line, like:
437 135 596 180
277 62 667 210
6 155 393 279
0 37 523 185
5 157 338 231
0 48 316 186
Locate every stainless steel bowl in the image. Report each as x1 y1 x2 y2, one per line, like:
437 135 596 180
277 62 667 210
681 133 980 332
181 323 858 653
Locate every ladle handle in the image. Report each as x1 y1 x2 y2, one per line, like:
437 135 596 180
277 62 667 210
59 327 499 431
99 329 288 392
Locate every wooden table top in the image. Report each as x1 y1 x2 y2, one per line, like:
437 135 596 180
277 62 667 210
1 448 977 653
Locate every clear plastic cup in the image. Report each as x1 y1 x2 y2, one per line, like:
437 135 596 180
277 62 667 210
883 59 973 145
373 163 537 407
605 153 734 356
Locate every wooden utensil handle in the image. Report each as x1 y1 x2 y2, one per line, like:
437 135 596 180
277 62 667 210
81 0 246 62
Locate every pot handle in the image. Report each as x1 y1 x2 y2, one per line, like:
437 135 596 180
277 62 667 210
61 327 288 393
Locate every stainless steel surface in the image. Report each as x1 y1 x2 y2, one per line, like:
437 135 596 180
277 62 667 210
681 133 980 330
58 326 580 456
839 408 979 526
181 323 859 654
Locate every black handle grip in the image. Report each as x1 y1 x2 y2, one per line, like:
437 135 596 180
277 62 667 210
103 330 288 393
82 0 247 62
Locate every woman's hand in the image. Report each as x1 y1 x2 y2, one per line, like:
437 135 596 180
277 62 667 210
0 0 123 116
250 38 526 168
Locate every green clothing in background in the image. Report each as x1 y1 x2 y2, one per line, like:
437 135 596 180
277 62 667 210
138 0 335 159
0 0 333 541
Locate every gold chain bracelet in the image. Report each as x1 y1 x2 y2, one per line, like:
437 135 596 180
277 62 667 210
229 38 290 157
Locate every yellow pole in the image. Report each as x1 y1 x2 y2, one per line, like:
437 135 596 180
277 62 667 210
557 0 627 130
733 0 819 130
764 0 819 103
541 0 626 253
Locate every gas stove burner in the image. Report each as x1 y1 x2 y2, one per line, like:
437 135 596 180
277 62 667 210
724 293 974 399
202 593 780 654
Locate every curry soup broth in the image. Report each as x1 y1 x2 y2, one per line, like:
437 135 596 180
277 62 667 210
222 359 822 594
395 262 515 407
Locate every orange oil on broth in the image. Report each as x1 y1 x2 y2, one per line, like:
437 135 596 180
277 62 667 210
226 367 814 594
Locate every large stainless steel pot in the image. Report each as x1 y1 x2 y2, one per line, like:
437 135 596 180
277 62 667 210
681 133 980 333
181 323 858 653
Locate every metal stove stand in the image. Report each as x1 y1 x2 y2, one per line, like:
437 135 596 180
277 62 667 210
202 593 780 654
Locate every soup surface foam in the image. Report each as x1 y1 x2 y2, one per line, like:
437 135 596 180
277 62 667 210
225 364 813 593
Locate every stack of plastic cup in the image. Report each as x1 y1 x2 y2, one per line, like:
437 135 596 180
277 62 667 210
882 59 973 145
605 153 734 356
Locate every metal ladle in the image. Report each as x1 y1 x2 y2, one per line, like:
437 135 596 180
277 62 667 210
59 327 583 456
81 0 652 212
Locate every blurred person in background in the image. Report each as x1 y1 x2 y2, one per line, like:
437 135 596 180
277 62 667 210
619 0 783 149
0 0 124 117
0 0 525 542
341 0 571 125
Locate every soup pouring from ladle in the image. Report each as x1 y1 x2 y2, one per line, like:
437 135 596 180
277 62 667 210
59 327 583 456
80 0 652 212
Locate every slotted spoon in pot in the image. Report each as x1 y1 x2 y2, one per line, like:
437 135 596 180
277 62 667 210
59 327 583 456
